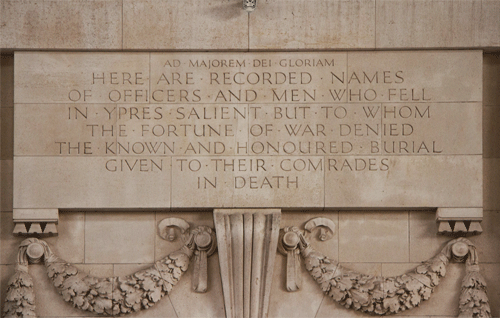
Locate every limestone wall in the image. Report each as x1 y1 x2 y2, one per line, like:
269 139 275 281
1 1 500 317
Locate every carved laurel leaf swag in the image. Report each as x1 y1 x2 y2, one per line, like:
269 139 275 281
285 227 491 318
3 232 491 317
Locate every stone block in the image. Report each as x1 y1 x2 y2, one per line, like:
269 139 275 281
13 208 58 222
84 211 155 263
326 155 482 208
44 211 85 264
1 0 122 49
171 156 324 208
483 53 500 106
1 107 13 159
483 158 500 210
480 1 500 48
347 51 482 103
0 54 14 108
471 211 500 263
0 212 19 265
376 0 481 48
13 156 171 209
123 0 248 50
338 211 409 263
436 208 482 220
409 211 452 263
14 104 117 156
0 159 13 211
14 52 149 104
12 51 484 212
483 106 500 158
249 0 376 50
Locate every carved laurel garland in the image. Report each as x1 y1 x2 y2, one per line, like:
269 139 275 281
282 227 491 317
3 227 214 317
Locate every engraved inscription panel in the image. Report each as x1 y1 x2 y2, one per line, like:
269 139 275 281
13 51 482 209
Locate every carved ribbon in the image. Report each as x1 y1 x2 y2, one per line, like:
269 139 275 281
293 232 491 317
3 227 215 317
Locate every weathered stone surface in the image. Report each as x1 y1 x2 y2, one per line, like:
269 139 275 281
409 211 452 262
44 212 86 264
85 211 156 263
249 0 375 49
347 51 482 102
436 208 483 220
325 155 482 208
376 0 481 48
473 211 500 263
1 0 122 49
484 158 500 210
0 212 18 265
480 1 500 48
0 54 14 108
14 52 149 104
0 160 13 211
1 107 13 159
483 53 500 106
14 157 171 209
14 104 117 156
338 211 409 263
483 106 500 158
123 0 248 50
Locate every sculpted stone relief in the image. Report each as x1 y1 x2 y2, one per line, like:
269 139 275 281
3 225 217 317
278 227 490 317
7 52 487 317
3 216 491 318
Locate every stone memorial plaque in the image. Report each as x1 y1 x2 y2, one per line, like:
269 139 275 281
13 51 482 210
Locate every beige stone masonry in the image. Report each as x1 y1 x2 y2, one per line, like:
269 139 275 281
14 53 150 104
123 0 249 50
1 0 123 50
13 51 483 212
376 0 482 48
325 155 482 208
249 0 376 50
14 156 171 209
